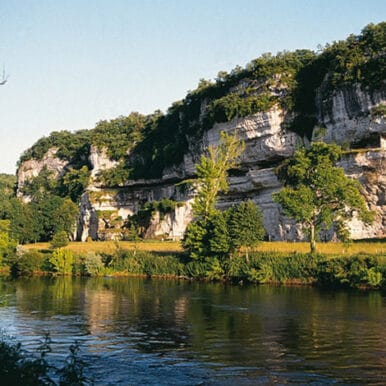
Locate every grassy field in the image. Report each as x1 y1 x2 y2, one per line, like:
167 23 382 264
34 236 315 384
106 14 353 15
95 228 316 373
23 240 386 256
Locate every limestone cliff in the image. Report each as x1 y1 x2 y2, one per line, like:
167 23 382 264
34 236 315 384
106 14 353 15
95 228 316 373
15 23 386 242
75 87 385 241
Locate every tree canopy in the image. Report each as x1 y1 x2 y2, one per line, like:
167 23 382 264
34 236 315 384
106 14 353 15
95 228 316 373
273 142 374 252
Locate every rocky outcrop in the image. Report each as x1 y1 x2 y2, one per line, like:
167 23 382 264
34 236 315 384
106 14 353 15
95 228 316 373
339 149 386 239
89 145 118 181
17 83 386 241
17 148 69 202
315 83 386 146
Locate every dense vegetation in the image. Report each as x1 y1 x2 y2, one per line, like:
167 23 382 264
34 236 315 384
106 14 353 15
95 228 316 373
18 22 386 185
0 334 90 385
3 246 386 290
273 142 374 252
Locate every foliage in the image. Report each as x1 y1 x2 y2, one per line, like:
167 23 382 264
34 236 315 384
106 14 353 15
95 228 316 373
60 166 91 202
57 342 89 386
206 93 277 123
273 142 373 253
106 250 185 277
317 255 384 288
0 334 53 386
20 167 58 198
92 112 146 160
50 231 70 249
0 174 16 199
10 251 46 276
81 252 104 276
183 201 265 261
182 220 210 260
189 131 244 219
48 249 74 275
228 200 265 258
0 220 17 265
370 103 386 118
0 334 91 386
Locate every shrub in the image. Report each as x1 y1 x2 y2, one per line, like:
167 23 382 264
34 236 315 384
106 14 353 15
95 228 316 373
0 334 91 386
317 255 384 288
205 258 225 281
50 231 69 249
10 251 46 276
48 249 74 275
81 252 104 276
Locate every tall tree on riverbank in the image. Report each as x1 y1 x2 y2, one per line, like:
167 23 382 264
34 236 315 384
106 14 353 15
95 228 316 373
191 131 245 219
273 142 373 253
182 132 245 259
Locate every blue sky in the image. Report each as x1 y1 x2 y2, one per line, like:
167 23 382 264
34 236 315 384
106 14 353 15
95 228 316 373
0 0 385 173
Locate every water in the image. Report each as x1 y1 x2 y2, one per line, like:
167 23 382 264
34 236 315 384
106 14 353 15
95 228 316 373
0 276 385 384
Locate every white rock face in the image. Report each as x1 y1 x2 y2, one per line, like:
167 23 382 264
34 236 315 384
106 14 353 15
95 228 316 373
17 148 69 202
315 84 386 145
144 201 193 240
206 107 300 164
89 145 119 181
339 150 386 239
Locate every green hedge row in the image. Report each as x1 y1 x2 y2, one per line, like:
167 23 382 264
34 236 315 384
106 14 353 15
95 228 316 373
6 249 386 290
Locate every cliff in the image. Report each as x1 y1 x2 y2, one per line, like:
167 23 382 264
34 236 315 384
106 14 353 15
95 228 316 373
16 23 386 242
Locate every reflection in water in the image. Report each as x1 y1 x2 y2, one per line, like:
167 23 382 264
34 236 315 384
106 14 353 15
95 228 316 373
0 277 385 384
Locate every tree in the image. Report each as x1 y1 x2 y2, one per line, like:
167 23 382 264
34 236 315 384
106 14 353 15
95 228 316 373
50 231 69 249
60 166 90 202
273 142 373 253
182 132 244 259
228 200 265 261
0 220 17 265
53 199 78 238
191 131 245 220
48 249 73 275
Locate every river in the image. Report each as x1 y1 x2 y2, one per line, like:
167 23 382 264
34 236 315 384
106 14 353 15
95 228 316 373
0 276 385 385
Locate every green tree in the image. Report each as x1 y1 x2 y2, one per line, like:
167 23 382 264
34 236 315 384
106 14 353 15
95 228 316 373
53 199 78 238
50 231 69 249
273 142 373 253
208 211 231 257
0 220 17 266
228 200 265 261
60 166 90 202
182 132 244 259
48 248 73 275
191 131 245 219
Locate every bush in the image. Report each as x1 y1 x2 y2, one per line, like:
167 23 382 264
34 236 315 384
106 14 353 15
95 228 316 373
0 334 91 386
48 249 74 275
11 251 46 276
81 252 104 276
50 231 69 249
317 255 384 288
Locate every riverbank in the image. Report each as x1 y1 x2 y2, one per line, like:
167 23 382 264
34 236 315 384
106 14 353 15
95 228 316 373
3 243 386 290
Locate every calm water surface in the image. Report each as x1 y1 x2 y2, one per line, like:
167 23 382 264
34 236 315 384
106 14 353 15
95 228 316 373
0 277 385 385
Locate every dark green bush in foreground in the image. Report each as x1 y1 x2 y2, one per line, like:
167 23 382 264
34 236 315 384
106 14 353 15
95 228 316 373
0 334 91 386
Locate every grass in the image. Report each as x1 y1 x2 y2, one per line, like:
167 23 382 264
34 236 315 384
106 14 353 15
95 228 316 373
24 240 183 254
254 241 386 256
22 240 386 256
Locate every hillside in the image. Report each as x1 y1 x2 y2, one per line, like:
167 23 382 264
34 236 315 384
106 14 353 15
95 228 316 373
13 22 386 243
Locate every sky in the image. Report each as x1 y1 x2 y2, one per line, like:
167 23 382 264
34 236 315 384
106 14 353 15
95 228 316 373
0 0 385 174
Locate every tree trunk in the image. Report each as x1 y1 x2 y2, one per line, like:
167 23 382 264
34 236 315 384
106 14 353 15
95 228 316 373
310 223 316 254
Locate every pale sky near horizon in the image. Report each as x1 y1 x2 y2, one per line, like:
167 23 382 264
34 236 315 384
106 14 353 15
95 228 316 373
0 0 385 174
